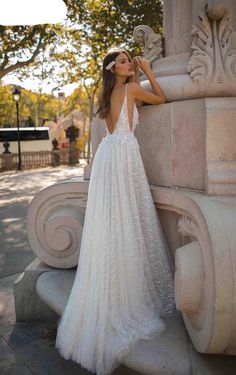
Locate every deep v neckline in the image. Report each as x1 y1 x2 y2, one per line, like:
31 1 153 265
105 84 127 135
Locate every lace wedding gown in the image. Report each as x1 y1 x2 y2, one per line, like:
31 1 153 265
55 83 175 375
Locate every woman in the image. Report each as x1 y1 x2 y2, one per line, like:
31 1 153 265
56 48 175 375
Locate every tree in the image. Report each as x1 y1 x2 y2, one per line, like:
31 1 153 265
0 84 60 128
64 0 163 53
0 1 163 158
60 0 163 161
0 24 63 80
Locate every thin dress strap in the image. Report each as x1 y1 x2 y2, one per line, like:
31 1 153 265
125 82 132 131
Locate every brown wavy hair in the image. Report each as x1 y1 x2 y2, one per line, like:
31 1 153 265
96 48 134 119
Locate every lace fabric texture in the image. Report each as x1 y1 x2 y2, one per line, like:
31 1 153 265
55 83 175 375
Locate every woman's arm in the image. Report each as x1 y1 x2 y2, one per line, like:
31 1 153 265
131 56 166 105
132 59 143 107
133 58 140 85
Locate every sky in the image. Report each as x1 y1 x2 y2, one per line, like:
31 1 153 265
0 0 76 97
0 0 67 25
2 75 78 97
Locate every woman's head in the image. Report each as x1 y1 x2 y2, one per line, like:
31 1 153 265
103 48 134 82
96 48 134 119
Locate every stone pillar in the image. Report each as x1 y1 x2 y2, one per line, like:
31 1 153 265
163 0 236 57
163 0 193 56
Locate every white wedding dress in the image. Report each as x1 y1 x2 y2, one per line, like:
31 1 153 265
55 83 175 375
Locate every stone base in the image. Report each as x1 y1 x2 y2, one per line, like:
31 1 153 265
83 162 93 180
135 97 236 195
13 258 59 322
14 259 236 375
151 186 236 356
89 97 236 195
11 262 201 374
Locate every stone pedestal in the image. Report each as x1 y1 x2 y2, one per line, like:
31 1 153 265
3 153 14 170
135 97 236 196
13 258 58 321
151 186 236 356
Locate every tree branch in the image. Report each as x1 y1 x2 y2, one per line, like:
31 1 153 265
0 34 44 79
0 53 9 71
3 26 39 54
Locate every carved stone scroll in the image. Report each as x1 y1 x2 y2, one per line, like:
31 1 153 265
27 179 89 269
187 3 236 83
133 25 162 62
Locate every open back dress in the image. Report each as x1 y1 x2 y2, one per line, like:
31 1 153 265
55 83 175 375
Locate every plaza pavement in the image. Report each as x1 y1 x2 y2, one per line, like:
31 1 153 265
0 163 136 375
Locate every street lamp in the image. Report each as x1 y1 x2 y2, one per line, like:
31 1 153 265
12 87 21 171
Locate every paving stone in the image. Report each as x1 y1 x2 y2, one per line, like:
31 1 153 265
0 363 33 375
188 343 236 375
57 362 94 375
56 362 140 375
13 337 76 375
0 337 17 369
0 274 18 333
2 321 56 350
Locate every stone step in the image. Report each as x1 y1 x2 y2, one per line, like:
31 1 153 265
36 270 190 375
36 269 75 316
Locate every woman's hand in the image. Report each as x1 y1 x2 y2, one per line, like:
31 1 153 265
132 57 141 84
131 56 166 105
133 56 151 74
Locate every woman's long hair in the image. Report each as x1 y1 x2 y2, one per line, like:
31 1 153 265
96 48 134 119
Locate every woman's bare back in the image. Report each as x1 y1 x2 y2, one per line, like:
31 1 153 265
105 83 135 134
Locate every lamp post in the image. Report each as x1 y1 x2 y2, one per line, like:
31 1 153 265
12 87 21 171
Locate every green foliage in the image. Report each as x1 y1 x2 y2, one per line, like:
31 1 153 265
0 1 163 89
64 0 163 52
0 84 61 127
0 0 163 136
63 86 89 117
0 24 64 80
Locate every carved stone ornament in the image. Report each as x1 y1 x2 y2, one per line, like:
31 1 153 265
27 180 89 268
177 215 199 239
133 25 162 62
187 3 236 83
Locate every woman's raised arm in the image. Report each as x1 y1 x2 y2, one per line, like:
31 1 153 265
131 56 166 105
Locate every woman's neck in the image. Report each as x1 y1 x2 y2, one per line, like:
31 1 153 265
115 76 127 85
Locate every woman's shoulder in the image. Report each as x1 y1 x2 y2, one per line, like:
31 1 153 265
127 82 142 106
127 81 141 97
127 81 139 89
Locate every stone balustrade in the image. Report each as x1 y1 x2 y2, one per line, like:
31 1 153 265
0 149 72 171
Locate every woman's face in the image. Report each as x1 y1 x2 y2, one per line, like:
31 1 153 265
113 52 133 78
